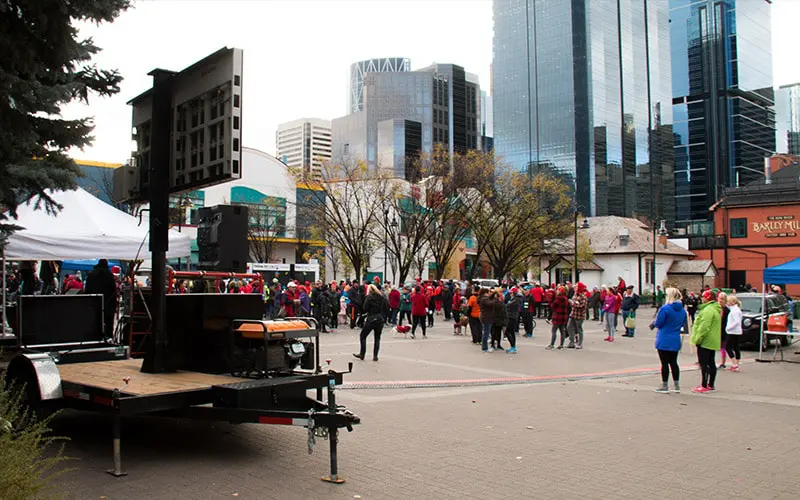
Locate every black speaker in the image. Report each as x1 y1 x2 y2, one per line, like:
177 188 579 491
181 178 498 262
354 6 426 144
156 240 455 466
197 204 249 272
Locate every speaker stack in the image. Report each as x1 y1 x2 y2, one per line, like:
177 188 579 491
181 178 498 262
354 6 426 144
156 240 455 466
196 204 249 272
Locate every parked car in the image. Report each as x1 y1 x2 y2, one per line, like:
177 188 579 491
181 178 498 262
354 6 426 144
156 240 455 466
473 279 499 290
736 293 793 347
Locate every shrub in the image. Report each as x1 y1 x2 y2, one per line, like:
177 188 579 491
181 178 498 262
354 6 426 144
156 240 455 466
0 375 73 499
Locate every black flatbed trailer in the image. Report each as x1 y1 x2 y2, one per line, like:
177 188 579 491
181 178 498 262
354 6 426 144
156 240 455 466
3 293 360 482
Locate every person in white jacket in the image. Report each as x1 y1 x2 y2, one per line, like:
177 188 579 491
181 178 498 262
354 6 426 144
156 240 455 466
725 296 744 372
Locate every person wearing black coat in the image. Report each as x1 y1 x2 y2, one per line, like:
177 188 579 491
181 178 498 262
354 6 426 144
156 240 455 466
504 291 523 353
491 290 508 350
348 284 364 329
441 284 453 320
589 288 602 321
84 259 118 339
353 285 388 361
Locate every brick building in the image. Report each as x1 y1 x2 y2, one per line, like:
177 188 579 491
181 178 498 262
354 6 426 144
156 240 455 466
690 163 800 295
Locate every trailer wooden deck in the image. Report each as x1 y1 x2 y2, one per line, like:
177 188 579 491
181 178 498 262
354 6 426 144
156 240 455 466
56 358 240 396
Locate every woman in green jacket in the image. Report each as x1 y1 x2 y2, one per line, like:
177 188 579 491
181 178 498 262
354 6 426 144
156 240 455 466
398 287 412 326
690 290 722 393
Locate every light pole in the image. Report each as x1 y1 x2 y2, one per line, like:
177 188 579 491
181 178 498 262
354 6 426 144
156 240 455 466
383 208 389 284
653 219 667 296
573 206 589 283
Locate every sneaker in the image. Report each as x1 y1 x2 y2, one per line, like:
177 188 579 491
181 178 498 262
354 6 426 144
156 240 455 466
705 387 716 393
352 353 365 360
556 345 564 350
671 383 680 393
729 365 740 372
654 385 669 394
423 334 427 339
545 345 554 350
691 386 708 394
506 347 517 354
410 334 415 339
608 337 614 343
372 356 379 361
566 344 576 349
576 345 583 349
486 347 495 353
718 364 726 369
603 336 611 342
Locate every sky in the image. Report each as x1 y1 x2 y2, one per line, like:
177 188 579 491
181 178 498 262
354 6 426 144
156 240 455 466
65 0 800 164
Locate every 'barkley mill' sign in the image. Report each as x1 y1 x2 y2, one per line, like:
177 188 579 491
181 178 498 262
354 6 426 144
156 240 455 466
752 215 799 238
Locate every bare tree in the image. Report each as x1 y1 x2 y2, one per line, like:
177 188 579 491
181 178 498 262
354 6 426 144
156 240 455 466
469 167 574 279
414 147 494 279
290 158 389 282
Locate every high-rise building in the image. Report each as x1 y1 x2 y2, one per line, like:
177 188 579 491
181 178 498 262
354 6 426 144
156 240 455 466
348 58 410 115
333 63 482 179
275 118 332 179
776 82 800 155
671 0 776 227
492 0 674 224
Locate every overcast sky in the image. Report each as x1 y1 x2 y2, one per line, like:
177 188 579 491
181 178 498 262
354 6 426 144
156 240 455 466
65 0 800 164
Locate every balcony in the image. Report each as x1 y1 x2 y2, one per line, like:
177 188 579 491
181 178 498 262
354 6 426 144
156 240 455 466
688 235 727 250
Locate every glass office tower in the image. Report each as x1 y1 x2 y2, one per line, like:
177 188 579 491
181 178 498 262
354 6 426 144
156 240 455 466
671 0 775 227
492 0 674 223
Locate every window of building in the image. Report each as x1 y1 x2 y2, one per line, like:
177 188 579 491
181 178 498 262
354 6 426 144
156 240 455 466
645 259 655 285
730 218 747 238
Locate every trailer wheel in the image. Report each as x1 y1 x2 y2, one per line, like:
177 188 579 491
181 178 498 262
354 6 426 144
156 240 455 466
780 335 791 347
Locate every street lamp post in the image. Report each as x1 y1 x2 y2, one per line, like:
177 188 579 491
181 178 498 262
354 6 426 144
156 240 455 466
383 208 389 284
573 207 589 283
653 219 667 296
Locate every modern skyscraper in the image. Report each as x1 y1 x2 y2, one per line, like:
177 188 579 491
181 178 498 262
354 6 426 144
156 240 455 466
775 82 800 155
348 58 411 115
492 0 675 224
671 0 776 227
275 118 332 179
333 63 482 179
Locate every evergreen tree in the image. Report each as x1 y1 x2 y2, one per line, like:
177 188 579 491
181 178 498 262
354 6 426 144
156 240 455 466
0 0 131 245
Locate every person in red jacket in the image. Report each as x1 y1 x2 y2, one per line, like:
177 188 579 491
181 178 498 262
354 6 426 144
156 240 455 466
531 283 544 318
388 284 401 325
451 287 463 335
410 286 429 339
546 286 569 349
617 276 627 295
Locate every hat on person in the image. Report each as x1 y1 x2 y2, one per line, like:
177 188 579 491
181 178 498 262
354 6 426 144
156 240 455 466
702 289 716 302
576 282 587 293
272 278 279 283
626 285 634 290
287 282 296 288
511 287 518 293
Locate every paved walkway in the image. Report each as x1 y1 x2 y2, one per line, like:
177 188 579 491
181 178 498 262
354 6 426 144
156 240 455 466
55 317 800 499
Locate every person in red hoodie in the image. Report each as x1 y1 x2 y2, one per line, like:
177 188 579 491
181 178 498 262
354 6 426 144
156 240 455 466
388 284 401 325
284 282 298 317
543 285 555 321
613 287 624 332
410 286 429 339
617 276 627 295
425 284 435 328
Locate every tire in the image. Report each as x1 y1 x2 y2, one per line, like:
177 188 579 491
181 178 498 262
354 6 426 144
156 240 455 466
762 334 771 351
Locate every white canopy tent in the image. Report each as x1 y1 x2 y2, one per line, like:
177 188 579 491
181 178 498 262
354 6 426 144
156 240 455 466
2 188 191 334
3 187 191 260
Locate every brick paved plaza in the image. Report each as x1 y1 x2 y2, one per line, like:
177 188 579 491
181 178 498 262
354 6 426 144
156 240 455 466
57 317 800 499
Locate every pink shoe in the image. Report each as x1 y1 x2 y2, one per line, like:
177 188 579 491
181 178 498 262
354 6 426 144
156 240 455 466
608 337 614 343
729 365 739 372
691 386 708 394
603 336 611 341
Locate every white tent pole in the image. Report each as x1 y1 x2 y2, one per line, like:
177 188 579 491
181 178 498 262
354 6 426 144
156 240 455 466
759 282 766 361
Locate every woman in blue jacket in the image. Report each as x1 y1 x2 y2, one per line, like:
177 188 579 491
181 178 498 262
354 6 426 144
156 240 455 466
650 287 687 394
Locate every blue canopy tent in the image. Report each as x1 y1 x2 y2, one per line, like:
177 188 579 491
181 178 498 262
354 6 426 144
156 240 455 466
763 257 800 285
61 259 122 273
759 258 800 361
